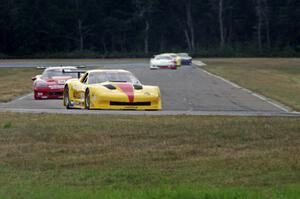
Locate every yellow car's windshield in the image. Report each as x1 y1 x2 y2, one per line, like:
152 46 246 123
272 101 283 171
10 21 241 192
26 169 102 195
88 72 140 85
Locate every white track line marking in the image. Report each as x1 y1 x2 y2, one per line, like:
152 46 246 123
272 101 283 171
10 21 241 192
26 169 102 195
194 61 291 113
6 93 32 104
1 108 300 116
192 60 207 66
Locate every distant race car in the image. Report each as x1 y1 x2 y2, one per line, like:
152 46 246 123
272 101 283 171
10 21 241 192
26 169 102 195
160 53 181 67
32 66 78 100
177 53 192 65
63 69 162 110
150 54 177 70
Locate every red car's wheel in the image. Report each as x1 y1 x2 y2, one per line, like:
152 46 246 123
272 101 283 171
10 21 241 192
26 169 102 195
34 91 40 100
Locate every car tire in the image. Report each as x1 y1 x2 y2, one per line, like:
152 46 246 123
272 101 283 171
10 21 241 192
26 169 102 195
150 65 157 70
34 91 39 100
84 89 91 110
64 85 72 109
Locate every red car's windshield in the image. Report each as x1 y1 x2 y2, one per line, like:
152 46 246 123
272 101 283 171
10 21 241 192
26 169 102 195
41 69 77 79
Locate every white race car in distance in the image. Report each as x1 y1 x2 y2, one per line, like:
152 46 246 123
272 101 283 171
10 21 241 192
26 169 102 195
150 55 177 70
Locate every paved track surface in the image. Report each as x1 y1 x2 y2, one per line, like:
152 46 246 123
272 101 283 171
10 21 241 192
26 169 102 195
0 59 295 116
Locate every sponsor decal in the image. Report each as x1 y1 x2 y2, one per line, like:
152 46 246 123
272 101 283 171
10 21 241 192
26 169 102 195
80 93 85 99
49 85 64 89
92 93 97 101
58 80 66 85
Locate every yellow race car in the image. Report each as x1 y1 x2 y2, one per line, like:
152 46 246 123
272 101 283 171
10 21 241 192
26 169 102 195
63 69 162 110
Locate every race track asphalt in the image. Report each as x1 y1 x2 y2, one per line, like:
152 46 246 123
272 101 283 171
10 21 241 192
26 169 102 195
0 59 297 116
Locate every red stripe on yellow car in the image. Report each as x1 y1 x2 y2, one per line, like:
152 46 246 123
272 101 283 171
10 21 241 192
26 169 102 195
116 83 134 103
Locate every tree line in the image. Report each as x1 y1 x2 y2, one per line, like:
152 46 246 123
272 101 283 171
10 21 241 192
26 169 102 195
0 0 299 57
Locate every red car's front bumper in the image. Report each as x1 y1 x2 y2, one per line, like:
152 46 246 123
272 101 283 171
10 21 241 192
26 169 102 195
34 87 64 99
159 65 177 70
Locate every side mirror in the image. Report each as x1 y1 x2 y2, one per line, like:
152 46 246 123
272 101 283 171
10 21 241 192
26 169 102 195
32 76 37 81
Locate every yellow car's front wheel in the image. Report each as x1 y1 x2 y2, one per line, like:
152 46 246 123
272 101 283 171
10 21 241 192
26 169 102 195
64 85 72 109
84 89 91 110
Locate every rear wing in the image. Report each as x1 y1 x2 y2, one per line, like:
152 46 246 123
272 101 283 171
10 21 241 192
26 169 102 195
62 69 86 79
76 65 87 69
36 65 87 70
36 66 47 69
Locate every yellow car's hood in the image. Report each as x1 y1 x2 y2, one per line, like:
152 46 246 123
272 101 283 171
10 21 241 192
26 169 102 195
89 82 159 103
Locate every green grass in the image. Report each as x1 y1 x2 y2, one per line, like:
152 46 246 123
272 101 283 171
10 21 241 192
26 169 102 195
202 58 300 111
0 113 299 198
0 68 37 102
1 186 300 199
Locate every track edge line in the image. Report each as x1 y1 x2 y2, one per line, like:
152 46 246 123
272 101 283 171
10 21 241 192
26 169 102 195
193 61 291 113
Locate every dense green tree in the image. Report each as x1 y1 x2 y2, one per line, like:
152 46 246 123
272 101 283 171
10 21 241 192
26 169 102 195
0 0 298 56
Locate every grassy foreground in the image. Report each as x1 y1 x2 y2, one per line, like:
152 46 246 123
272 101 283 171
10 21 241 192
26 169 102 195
202 58 300 111
0 113 299 198
0 68 36 102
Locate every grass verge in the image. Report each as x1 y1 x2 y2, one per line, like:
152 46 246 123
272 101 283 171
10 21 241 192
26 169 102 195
0 68 37 102
202 58 300 111
0 113 299 198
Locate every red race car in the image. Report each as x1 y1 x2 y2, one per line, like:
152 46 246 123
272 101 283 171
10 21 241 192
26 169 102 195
32 66 79 100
